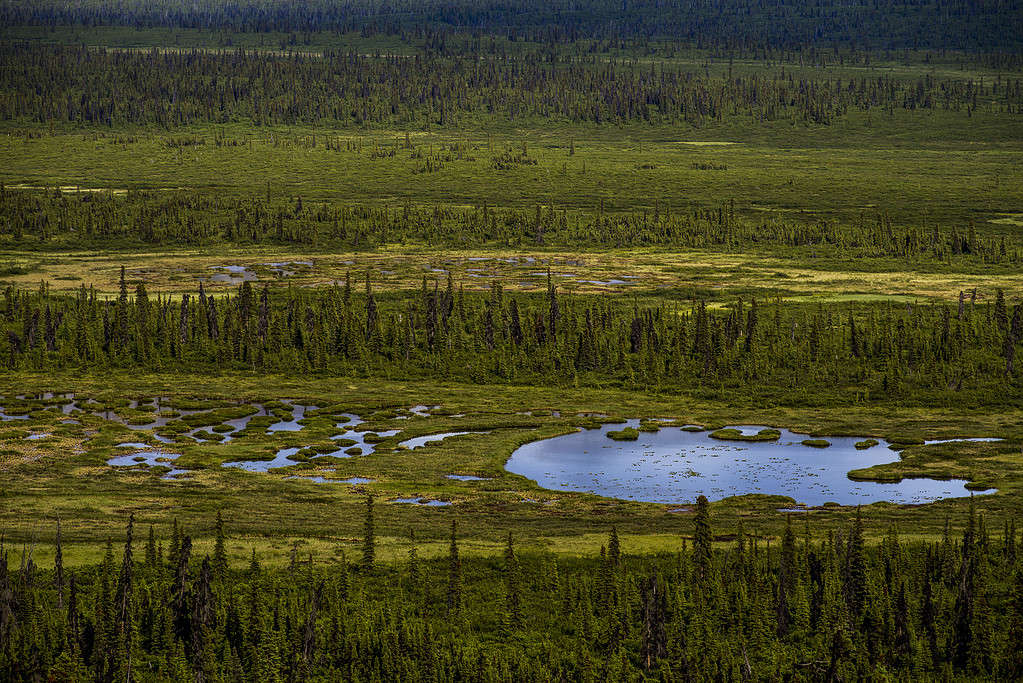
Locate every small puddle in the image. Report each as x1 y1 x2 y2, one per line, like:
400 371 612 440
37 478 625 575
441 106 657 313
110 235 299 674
287 475 377 485
220 404 268 435
409 404 440 417
391 498 452 506
446 474 489 481
399 431 487 450
224 446 300 472
222 413 399 472
923 437 1004 445
330 415 399 455
266 261 312 277
107 449 188 479
267 402 313 432
206 265 257 284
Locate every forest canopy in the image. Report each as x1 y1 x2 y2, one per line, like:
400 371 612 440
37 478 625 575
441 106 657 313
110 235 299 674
2 0 1023 50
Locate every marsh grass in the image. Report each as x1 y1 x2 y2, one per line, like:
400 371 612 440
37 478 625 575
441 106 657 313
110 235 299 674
0 371 1020 566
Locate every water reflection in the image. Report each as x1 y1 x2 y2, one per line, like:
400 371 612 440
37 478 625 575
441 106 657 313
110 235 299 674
506 421 995 506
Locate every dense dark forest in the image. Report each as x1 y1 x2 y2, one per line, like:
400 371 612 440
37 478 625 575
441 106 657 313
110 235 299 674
2 269 1020 403
1 501 1021 680
2 189 1019 263
3 0 1023 51
1 44 1020 127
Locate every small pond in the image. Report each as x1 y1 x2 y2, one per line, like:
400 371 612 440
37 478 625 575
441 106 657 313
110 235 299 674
391 498 452 506
576 279 632 286
221 413 400 472
224 446 302 472
266 401 313 432
408 404 440 417
266 261 312 277
399 431 487 450
206 265 257 284
286 475 374 485
505 421 996 506
107 449 188 479
0 408 29 421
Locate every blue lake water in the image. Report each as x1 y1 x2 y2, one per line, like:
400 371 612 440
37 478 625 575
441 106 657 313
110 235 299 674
505 421 995 506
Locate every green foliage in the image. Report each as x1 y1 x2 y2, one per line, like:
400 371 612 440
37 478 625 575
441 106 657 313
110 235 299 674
710 428 781 442
2 279 1019 405
4 507 1017 680
0 8 1018 680
3 0 1022 50
606 427 639 441
362 494 375 570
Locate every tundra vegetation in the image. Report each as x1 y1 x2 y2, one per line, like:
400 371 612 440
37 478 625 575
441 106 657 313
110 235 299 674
0 0 1021 679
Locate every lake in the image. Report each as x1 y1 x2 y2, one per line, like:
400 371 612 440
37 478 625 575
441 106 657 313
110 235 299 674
505 421 994 506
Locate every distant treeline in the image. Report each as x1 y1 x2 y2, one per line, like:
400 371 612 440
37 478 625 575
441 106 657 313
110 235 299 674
1 501 1022 680
2 270 1020 403
1 45 1020 128
2 189 1019 264
2 0 1023 51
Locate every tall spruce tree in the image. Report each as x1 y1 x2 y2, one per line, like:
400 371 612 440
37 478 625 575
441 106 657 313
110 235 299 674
693 495 712 583
447 520 462 614
361 494 375 570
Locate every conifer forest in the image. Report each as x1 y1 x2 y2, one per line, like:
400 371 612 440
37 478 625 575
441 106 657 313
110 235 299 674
0 0 1022 680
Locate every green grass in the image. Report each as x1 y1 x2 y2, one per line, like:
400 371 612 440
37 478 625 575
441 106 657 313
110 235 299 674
0 32 1020 570
1 113 1020 227
2 370 1020 566
2 246 1021 302
710 428 782 442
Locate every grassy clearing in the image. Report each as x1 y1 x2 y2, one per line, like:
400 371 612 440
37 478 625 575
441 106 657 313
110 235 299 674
1 116 1020 226
2 247 1022 301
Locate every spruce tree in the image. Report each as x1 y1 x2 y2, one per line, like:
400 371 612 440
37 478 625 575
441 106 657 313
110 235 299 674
844 507 867 616
1007 559 1023 679
54 518 64 609
693 495 712 583
608 527 621 567
213 511 228 580
145 524 157 570
361 494 375 570
503 532 521 630
447 520 462 614
777 515 796 636
408 530 421 590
